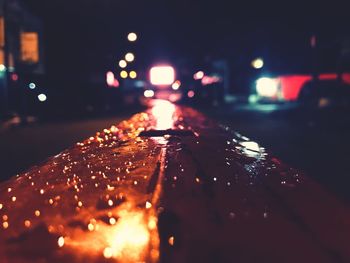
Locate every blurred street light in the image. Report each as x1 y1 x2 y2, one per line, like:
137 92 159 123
106 71 115 86
187 90 195 98
171 80 181 90
28 82 36 89
144 89 154 98
120 70 128 79
119 60 127 68
106 71 120 88
150 66 175 85
0 64 6 72
38 93 47 102
193 71 204 80
125 53 135 62
129 71 137 79
251 58 264 69
256 77 278 97
127 32 137 42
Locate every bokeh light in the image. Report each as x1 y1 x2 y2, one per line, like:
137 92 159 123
38 93 47 102
129 71 137 79
119 60 127 68
150 66 175 86
120 70 128 79
251 58 264 69
29 82 36 89
193 71 204 80
125 53 135 62
171 80 181 90
127 32 137 42
256 77 278 97
144 89 154 98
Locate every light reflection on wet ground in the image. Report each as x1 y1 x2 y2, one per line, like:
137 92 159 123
1 99 350 262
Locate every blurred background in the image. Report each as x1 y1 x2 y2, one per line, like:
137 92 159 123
1 0 350 201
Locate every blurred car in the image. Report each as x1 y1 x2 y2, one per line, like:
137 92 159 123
298 79 350 109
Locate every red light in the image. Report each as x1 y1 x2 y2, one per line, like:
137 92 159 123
187 90 195 98
278 73 350 101
11 74 18 82
318 73 337 80
201 76 221 86
342 73 350 84
279 75 312 101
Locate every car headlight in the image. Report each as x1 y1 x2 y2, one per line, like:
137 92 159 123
256 77 279 97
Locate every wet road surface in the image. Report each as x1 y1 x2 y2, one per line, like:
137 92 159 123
206 103 350 202
1 100 350 262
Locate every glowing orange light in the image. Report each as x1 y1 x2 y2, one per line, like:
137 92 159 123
150 66 175 86
145 201 152 209
24 220 31 228
103 247 113 258
2 221 9 229
109 217 117 225
107 210 150 260
151 100 176 130
168 236 175 246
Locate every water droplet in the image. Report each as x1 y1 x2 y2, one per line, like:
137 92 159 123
168 236 175 246
103 247 113 258
57 236 65 247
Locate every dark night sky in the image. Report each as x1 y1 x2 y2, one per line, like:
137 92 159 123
23 0 350 84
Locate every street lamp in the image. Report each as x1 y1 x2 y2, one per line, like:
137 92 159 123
28 82 36 89
119 60 127 68
120 70 128 79
150 66 175 86
251 58 264 69
127 32 137 42
38 93 47 102
129 71 137 79
125 53 135 62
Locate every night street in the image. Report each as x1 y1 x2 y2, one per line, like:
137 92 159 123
1 100 350 262
1 0 350 261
